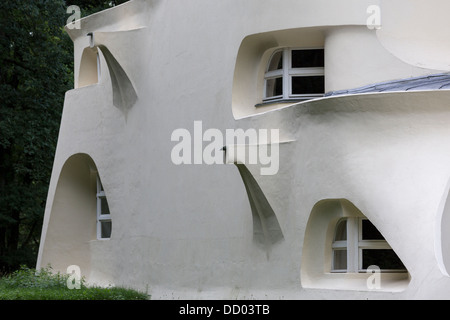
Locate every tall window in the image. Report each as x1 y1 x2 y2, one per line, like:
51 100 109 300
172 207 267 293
263 48 324 102
96 175 111 240
332 218 406 273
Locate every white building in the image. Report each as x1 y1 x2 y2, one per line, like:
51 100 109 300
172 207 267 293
37 0 450 299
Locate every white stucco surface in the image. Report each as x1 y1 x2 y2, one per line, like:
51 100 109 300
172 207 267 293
37 0 450 299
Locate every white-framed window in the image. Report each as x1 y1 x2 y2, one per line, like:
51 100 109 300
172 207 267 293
263 48 324 102
96 174 111 240
331 218 406 273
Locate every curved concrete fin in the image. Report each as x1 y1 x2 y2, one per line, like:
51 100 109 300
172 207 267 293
97 45 137 115
235 164 284 256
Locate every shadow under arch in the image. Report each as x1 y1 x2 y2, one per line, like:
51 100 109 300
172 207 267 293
231 27 325 119
78 47 99 88
38 153 103 279
301 198 410 292
78 40 138 116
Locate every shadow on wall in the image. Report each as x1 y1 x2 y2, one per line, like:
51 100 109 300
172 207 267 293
97 45 137 113
235 164 284 258
39 153 101 277
78 41 138 117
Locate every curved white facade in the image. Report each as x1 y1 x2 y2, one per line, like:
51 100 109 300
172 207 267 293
37 0 450 299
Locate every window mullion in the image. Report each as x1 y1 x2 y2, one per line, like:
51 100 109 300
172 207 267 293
290 67 325 76
264 69 283 79
332 240 347 248
283 49 290 100
97 191 105 198
347 218 359 273
96 195 101 219
358 240 391 249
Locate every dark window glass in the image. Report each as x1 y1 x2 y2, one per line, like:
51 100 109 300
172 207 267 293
291 49 324 68
266 77 283 97
362 249 406 270
268 51 283 71
100 197 110 215
291 76 324 94
362 219 384 240
101 221 112 239
333 249 347 270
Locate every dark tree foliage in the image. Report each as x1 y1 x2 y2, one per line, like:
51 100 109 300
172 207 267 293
0 0 127 275
66 0 129 16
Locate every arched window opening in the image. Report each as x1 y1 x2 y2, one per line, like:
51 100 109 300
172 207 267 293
331 218 406 273
301 199 410 291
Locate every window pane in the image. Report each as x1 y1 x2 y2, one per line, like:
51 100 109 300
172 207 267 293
268 51 283 71
291 76 324 94
334 219 347 241
361 219 384 240
100 221 112 239
265 77 283 98
333 249 347 270
362 249 406 270
100 197 110 215
291 49 324 68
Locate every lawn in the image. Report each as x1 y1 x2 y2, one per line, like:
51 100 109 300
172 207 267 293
0 266 149 300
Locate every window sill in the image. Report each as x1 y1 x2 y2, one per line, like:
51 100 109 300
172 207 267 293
302 271 410 292
255 98 318 108
89 238 111 242
331 270 408 274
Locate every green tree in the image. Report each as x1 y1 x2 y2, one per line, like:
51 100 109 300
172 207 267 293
66 0 129 16
0 0 74 274
0 0 128 275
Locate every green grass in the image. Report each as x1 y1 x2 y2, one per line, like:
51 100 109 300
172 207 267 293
0 266 149 300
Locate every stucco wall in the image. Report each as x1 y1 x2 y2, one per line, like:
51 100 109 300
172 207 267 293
37 0 450 299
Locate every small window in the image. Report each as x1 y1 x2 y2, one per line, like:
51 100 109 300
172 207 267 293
96 175 111 240
331 218 406 273
263 48 324 102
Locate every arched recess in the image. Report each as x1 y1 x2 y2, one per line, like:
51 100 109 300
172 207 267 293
39 153 110 278
78 42 138 114
301 199 410 292
231 27 325 119
78 47 100 88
